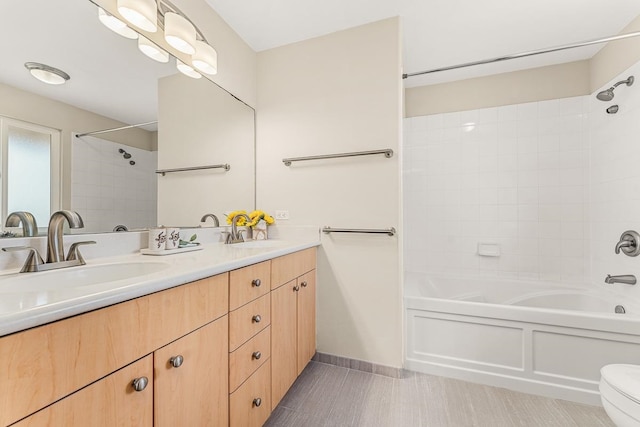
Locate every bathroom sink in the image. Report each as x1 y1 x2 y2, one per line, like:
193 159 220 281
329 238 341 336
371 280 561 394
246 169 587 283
0 261 170 293
233 240 285 249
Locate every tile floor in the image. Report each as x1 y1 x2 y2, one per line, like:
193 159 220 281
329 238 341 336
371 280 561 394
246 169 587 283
264 361 614 427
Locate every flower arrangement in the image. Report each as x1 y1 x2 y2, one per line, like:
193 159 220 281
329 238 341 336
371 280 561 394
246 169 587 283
226 210 275 227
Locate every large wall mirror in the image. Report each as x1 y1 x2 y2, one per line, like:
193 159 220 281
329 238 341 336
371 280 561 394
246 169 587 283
0 0 255 235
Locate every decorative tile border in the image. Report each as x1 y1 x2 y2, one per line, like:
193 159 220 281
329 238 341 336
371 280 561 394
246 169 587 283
312 352 404 378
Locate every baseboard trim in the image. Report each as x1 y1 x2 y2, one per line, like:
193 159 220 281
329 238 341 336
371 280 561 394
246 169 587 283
312 352 404 378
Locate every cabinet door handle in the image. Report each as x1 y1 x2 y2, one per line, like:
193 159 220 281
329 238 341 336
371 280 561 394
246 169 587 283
252 351 262 360
293 285 300 292
252 278 261 287
253 397 262 407
252 314 262 323
170 355 184 368
301 281 308 287
132 377 149 392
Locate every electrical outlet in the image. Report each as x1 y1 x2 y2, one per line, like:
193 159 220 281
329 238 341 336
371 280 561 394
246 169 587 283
275 210 290 220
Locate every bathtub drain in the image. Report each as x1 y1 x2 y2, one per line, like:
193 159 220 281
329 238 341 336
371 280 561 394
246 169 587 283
615 305 626 314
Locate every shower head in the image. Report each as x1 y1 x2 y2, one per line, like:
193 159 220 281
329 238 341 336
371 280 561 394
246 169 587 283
596 76 634 101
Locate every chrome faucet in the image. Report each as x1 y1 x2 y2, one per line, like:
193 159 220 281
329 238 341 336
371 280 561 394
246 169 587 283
2 210 96 272
226 213 251 244
605 274 637 285
47 210 85 263
200 213 220 227
5 211 38 237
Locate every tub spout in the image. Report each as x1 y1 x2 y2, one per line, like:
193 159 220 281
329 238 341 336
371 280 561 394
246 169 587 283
605 274 636 285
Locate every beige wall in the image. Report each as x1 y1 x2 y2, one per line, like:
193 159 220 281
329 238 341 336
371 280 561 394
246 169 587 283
405 61 590 117
156 73 255 226
406 14 640 117
0 82 155 211
256 18 403 367
96 0 257 107
590 14 640 92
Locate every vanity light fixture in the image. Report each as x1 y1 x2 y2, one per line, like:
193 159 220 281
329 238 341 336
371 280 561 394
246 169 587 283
192 40 218 75
24 62 70 85
138 35 169 63
163 12 196 54
117 0 158 32
99 0 218 78
98 8 138 40
176 59 202 79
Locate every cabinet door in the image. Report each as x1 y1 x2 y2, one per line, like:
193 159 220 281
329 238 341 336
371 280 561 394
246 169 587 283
297 270 316 375
13 355 153 427
270 279 298 410
154 316 229 427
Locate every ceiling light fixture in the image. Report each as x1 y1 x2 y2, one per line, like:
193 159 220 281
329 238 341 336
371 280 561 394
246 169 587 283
138 35 169 62
176 59 202 79
163 12 196 54
117 0 158 33
98 8 138 40
99 0 218 78
24 62 70 85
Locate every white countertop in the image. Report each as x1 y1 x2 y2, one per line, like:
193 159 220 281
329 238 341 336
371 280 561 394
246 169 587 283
0 238 320 337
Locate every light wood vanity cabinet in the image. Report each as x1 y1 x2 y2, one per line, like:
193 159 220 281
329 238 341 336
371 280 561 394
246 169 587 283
270 248 317 410
0 273 229 427
0 247 316 427
13 355 154 427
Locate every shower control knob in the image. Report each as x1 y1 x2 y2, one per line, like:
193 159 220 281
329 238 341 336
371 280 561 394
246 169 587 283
615 230 640 257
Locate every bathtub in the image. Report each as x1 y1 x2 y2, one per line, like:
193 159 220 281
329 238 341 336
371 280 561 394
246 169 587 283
404 273 640 405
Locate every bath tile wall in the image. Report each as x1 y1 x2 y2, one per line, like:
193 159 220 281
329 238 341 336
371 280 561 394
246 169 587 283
72 136 158 233
590 59 640 294
404 97 590 283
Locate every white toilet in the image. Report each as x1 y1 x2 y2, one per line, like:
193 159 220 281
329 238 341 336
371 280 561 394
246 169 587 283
600 364 640 426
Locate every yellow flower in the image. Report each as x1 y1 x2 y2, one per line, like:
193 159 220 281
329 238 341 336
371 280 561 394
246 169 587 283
226 210 247 225
237 209 276 227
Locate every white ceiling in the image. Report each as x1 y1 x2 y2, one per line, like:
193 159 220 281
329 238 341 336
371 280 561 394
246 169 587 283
205 0 640 88
0 0 176 130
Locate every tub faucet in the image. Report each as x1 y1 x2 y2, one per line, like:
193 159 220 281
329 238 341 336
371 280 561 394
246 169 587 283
605 274 637 285
5 211 38 237
200 213 220 227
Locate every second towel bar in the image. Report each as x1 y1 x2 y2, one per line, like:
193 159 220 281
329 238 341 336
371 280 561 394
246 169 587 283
322 226 396 236
283 149 393 166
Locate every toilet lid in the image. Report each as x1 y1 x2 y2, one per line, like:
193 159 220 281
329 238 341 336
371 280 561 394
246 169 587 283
601 364 640 403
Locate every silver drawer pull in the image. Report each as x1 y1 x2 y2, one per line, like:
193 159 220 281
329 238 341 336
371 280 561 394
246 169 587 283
301 281 308 287
170 355 184 368
293 285 300 292
252 351 262 360
253 397 262 407
252 278 261 287
252 314 262 323
132 377 148 392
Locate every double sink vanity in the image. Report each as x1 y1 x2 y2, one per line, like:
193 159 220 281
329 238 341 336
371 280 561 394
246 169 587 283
0 233 319 427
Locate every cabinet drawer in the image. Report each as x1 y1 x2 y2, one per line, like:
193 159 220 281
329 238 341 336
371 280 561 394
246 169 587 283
229 260 271 310
0 273 228 427
229 293 270 351
13 355 153 427
271 247 316 289
229 359 271 427
229 326 271 392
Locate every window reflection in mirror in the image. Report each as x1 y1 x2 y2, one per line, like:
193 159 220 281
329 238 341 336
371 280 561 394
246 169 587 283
1 117 61 235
